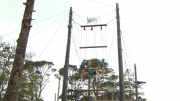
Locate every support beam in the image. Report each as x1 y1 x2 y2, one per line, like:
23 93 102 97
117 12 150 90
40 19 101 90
62 7 73 101
81 24 107 27
80 46 107 49
137 81 146 84
88 75 90 101
135 64 138 101
116 3 125 101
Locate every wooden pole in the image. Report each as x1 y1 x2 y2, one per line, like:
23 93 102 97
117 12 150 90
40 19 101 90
116 3 125 101
62 7 73 101
3 0 35 101
134 64 138 101
54 93 56 101
71 82 72 101
88 75 91 101
57 77 61 101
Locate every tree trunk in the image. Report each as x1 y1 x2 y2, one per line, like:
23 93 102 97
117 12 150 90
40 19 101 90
3 0 35 101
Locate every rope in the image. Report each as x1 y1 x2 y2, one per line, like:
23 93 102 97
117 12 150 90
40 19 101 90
73 13 87 24
72 29 81 63
30 13 68 39
90 0 115 8
146 50 180 82
120 19 134 67
1 29 20 38
36 15 68 61
121 31 132 73
32 10 69 25
107 17 116 24
107 22 116 62
120 9 180 46
1 10 69 38
151 70 180 101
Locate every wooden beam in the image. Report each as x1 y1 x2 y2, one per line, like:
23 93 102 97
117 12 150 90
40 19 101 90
77 89 107 92
137 81 146 84
81 24 107 27
80 46 107 49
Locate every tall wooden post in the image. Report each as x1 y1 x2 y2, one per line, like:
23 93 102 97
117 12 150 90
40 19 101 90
116 3 125 101
88 75 91 101
134 64 138 101
62 7 73 101
3 0 35 101
57 77 61 101
54 93 56 101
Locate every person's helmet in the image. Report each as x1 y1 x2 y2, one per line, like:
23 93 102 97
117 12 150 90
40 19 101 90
102 58 105 61
83 59 86 61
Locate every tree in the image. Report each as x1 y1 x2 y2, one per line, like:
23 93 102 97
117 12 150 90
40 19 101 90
114 68 147 101
3 0 35 100
0 42 16 101
57 59 147 101
57 58 118 100
124 69 136 100
18 60 56 101
0 41 56 101
58 64 80 100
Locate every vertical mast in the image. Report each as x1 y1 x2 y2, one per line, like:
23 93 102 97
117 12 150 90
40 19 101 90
135 64 138 101
62 7 73 101
116 3 125 101
57 77 61 101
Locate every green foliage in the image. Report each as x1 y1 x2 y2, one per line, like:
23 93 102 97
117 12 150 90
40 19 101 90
18 60 56 101
115 68 147 101
0 42 16 100
57 58 118 101
57 59 147 101
0 41 56 101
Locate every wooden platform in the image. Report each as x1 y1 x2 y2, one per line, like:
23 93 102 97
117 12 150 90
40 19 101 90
77 89 107 92
80 46 107 49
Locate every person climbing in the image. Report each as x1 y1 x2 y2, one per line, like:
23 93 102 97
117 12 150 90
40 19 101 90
87 67 98 76
100 58 105 75
80 59 86 80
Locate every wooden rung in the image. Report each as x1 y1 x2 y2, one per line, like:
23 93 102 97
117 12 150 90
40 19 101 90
77 89 107 92
81 24 107 27
137 81 146 84
80 46 107 49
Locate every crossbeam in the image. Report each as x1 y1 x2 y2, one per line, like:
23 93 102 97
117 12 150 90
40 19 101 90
77 89 107 92
80 46 107 49
81 24 107 27
137 81 146 84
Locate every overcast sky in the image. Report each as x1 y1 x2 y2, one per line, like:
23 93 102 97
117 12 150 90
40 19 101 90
1 0 180 101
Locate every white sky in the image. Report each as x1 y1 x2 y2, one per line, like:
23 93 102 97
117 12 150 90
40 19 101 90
1 0 180 101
